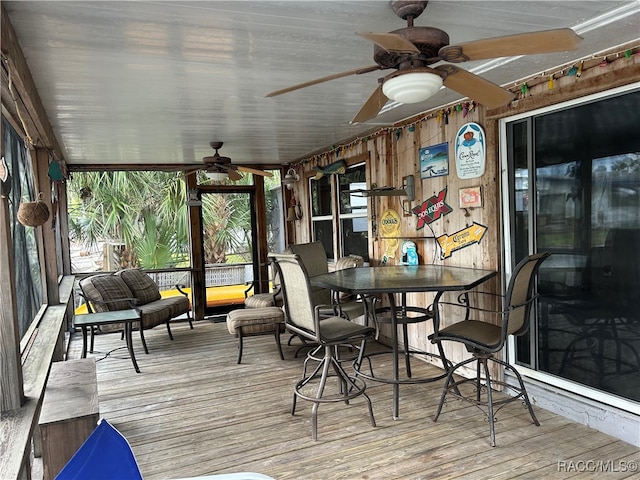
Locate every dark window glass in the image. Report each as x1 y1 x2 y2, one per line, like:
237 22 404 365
312 219 334 260
3 117 43 340
311 175 332 217
507 89 640 402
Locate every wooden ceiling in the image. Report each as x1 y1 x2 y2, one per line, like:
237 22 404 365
3 1 639 169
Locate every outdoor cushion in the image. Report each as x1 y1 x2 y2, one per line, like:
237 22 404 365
165 295 190 318
79 275 135 313
116 268 161 305
245 293 276 309
226 307 284 336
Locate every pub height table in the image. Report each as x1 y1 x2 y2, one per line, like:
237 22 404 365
73 309 143 373
312 264 497 419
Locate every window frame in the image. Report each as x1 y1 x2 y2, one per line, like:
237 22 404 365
309 162 369 263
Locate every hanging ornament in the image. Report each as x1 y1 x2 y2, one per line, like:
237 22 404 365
455 104 462 113
547 75 555 90
443 109 449 125
625 49 632 58
521 83 529 96
568 66 578 76
576 61 583 78
462 102 469 117
395 128 402 141
1 156 11 198
408 124 415 132
436 110 444 124
599 57 608 67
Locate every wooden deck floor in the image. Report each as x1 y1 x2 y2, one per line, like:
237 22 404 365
66 319 639 480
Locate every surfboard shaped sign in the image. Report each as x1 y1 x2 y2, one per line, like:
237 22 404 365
455 122 486 179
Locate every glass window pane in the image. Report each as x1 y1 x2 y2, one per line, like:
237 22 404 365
339 164 367 214
311 175 332 217
312 220 334 260
340 218 369 262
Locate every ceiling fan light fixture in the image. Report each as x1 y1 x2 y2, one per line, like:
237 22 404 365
382 70 443 104
205 171 228 182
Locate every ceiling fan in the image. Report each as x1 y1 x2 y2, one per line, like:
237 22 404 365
196 142 273 181
266 0 582 123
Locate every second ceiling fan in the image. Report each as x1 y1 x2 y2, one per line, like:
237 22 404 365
199 142 273 181
266 0 582 123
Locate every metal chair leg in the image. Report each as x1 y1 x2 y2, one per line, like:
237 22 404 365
237 331 244 364
481 357 496 447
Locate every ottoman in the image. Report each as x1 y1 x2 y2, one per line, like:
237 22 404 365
226 306 285 363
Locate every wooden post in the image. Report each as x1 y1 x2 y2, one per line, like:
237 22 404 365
253 175 269 293
35 148 60 304
186 173 205 320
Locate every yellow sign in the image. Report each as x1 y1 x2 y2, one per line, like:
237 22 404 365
380 209 401 263
437 222 488 259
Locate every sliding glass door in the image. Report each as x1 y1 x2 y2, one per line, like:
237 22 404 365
504 86 640 403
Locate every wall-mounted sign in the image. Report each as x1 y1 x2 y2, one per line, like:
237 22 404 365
459 186 483 208
412 187 452 230
380 209 401 265
437 222 488 259
419 142 449 179
455 122 486 179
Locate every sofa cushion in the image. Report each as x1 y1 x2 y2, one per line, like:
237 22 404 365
136 298 175 329
116 269 161 305
80 275 135 313
164 295 190 318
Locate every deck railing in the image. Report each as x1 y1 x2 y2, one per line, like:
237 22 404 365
147 263 253 290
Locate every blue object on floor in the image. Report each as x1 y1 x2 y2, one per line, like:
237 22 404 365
55 419 143 480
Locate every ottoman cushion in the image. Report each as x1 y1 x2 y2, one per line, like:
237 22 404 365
227 307 284 335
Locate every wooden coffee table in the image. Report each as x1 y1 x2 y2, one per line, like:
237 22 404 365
74 309 142 373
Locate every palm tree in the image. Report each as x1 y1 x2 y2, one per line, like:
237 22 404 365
68 170 282 272
68 171 189 270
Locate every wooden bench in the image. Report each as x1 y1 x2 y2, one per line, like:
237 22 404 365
38 358 99 480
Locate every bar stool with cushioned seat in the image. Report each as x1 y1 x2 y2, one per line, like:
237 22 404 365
270 252 377 441
430 252 550 446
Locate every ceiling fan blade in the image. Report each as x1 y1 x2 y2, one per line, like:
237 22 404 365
237 166 273 177
356 32 420 53
435 65 515 108
439 28 582 63
213 164 243 181
265 65 383 98
351 85 388 124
